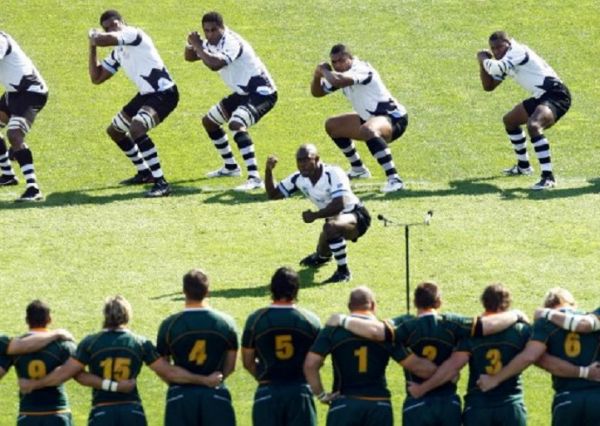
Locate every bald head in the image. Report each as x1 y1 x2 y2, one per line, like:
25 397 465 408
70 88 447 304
348 286 375 312
296 144 319 160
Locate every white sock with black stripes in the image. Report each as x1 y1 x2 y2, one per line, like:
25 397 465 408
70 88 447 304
507 128 530 169
13 148 38 189
135 135 165 180
116 138 149 173
531 134 553 177
208 129 238 170
328 237 349 272
0 136 16 177
233 131 259 179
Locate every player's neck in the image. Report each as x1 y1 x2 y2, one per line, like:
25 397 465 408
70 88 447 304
28 327 49 332
272 300 295 306
417 308 437 316
185 301 209 308
350 310 375 318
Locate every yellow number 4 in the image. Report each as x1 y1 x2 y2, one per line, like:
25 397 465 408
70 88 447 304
189 340 208 365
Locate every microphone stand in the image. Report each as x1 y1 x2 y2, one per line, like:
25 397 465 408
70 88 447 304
378 211 433 314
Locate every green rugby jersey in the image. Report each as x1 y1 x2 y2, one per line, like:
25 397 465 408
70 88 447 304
310 315 409 399
12 332 76 413
392 312 475 396
0 334 11 371
458 321 530 406
531 310 600 393
242 304 320 383
594 307 600 316
74 329 159 405
156 307 238 376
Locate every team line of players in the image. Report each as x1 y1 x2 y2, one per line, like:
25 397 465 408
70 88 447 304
1 269 599 425
0 10 571 202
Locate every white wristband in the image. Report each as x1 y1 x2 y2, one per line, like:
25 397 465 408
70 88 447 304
317 391 327 401
541 308 553 320
110 381 118 392
339 315 348 328
101 379 111 391
579 366 589 379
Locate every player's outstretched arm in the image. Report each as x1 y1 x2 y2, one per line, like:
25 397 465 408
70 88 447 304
408 351 469 399
330 314 386 342
480 310 524 336
401 353 439 381
477 340 545 392
535 309 600 333
19 358 83 394
7 329 74 355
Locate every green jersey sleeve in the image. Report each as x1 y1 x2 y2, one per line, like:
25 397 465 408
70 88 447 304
0 334 11 370
140 337 161 365
310 327 333 356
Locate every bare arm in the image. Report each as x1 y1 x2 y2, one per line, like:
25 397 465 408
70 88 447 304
400 353 438 380
149 358 223 387
242 348 257 379
304 352 329 403
536 353 600 380
74 371 136 393
88 30 113 85
19 358 83 394
265 155 284 200
222 350 237 379
188 31 226 71
408 351 469 399
302 197 344 224
320 66 354 89
326 314 386 342
310 65 327 97
184 39 201 63
481 310 523 336
477 50 502 92
535 309 599 334
477 341 546 392
7 329 74 355
0 367 5 380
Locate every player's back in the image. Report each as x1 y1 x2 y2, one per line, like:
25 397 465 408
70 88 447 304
76 329 157 405
12 337 75 413
243 306 320 384
462 322 530 406
157 308 237 376
534 315 600 393
315 325 398 398
394 313 473 396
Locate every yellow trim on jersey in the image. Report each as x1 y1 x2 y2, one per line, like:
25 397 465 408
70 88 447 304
346 395 391 401
94 400 141 408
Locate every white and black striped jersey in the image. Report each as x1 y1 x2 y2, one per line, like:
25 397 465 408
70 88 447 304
321 58 406 122
277 163 360 214
483 39 561 99
101 26 175 95
0 32 47 94
202 27 276 96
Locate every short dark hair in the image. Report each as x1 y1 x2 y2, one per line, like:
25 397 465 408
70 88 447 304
26 300 51 328
414 282 441 310
481 284 511 312
183 269 209 302
489 31 510 44
202 11 224 28
270 267 299 301
99 10 122 25
330 43 351 57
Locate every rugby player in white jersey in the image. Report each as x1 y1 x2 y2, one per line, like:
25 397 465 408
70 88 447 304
311 44 408 193
185 11 278 192
265 144 371 283
0 31 48 202
478 31 571 190
88 10 178 197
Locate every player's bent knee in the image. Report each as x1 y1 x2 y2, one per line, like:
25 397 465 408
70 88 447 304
111 112 131 134
358 125 378 141
206 104 228 127
323 222 341 238
230 105 255 130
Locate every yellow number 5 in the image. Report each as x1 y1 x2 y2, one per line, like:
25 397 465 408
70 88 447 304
275 335 294 360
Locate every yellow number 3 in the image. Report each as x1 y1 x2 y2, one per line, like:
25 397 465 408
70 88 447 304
485 349 503 375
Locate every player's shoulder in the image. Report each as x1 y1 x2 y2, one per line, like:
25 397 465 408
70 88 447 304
209 308 237 329
245 307 270 325
295 307 322 328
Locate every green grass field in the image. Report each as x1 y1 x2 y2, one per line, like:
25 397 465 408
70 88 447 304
1 0 599 424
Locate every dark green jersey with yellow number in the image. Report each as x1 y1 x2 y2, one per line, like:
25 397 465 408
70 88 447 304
310 315 410 399
12 333 76 413
156 308 238 376
531 310 600 393
458 322 530 406
0 334 11 371
74 329 160 406
242 305 320 384
391 312 475 397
